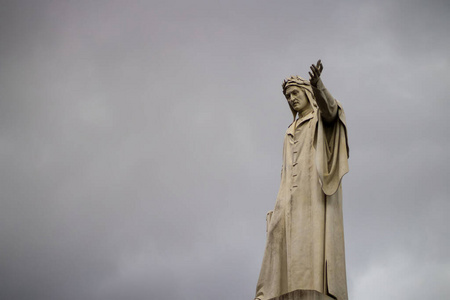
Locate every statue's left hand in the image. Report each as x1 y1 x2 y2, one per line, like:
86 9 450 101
308 60 323 87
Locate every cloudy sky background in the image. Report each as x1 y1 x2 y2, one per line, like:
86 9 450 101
1 0 449 299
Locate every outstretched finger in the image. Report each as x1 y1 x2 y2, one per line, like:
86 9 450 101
309 66 316 78
313 63 322 77
308 71 314 79
310 65 319 78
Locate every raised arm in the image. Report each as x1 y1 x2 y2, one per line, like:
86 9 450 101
308 60 338 123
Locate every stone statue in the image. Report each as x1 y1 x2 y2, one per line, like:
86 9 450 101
254 60 349 300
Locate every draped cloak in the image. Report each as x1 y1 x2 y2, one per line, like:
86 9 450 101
255 79 349 300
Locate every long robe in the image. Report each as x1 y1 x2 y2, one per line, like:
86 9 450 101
255 80 349 300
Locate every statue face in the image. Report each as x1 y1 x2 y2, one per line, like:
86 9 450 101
284 86 310 112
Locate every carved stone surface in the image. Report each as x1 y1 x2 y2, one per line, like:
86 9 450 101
269 290 335 300
254 61 349 300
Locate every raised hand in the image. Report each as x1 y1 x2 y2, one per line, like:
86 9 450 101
308 59 323 87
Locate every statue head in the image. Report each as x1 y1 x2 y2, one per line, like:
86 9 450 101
282 76 316 119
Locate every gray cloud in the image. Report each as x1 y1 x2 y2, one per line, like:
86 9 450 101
0 0 449 299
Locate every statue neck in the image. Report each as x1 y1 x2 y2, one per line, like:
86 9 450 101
296 105 314 120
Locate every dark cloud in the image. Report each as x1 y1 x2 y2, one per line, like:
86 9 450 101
0 0 449 299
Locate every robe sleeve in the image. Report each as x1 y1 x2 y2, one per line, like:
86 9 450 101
315 96 349 196
312 78 338 123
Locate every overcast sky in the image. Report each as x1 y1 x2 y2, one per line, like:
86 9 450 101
0 0 449 299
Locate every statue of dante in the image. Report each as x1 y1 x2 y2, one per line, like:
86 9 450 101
254 60 349 300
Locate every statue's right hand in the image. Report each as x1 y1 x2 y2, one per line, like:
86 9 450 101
308 59 323 87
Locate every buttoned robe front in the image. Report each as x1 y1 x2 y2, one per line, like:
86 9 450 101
255 83 349 300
